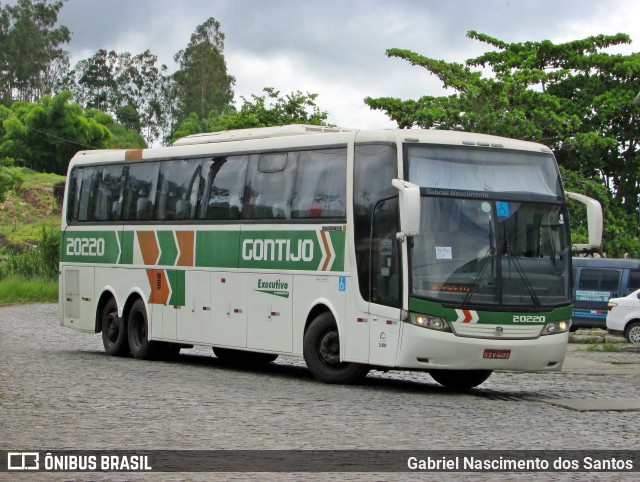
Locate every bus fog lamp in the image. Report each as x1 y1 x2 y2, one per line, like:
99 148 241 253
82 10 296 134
541 320 570 335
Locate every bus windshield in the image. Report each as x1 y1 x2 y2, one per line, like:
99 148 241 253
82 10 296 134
407 146 571 309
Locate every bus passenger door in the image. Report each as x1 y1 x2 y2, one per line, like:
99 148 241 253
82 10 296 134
368 198 403 366
211 272 247 347
246 273 293 353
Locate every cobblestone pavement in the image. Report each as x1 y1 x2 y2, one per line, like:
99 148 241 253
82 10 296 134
1 304 639 481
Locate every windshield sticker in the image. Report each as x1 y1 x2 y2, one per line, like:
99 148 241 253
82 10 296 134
436 246 453 260
481 201 491 213
496 201 510 217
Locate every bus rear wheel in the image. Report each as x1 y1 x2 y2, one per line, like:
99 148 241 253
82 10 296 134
303 312 369 384
127 299 160 360
429 369 492 390
101 298 129 356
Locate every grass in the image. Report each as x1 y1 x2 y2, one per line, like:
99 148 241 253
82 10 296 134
0 276 58 305
586 342 626 352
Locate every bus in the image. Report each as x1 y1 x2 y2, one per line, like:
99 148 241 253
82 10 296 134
59 125 589 389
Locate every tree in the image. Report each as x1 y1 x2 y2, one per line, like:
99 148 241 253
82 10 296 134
172 18 235 122
0 91 116 174
365 32 640 257
0 0 70 104
169 87 329 144
64 49 170 146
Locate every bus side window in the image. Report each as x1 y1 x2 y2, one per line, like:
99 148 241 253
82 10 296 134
156 159 202 221
200 156 248 220
122 162 159 221
291 148 347 219
77 167 99 222
66 168 81 222
244 152 296 220
93 165 124 222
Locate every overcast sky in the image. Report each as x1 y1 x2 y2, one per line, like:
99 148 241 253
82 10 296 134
37 0 640 128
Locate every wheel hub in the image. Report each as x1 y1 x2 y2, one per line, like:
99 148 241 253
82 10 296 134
318 330 341 366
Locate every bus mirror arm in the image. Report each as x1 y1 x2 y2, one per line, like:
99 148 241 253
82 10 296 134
392 179 421 240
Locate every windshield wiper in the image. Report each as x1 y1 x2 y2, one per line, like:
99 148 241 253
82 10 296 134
505 247 541 310
461 248 496 308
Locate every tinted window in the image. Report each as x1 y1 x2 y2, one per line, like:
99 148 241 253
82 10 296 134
199 155 248 220
353 144 398 301
291 148 347 218
122 163 160 221
157 159 202 221
371 197 402 307
628 270 640 292
93 165 124 221
77 167 100 222
578 269 620 292
244 152 297 219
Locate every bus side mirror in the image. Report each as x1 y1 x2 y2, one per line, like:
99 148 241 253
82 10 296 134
566 192 603 252
392 179 420 240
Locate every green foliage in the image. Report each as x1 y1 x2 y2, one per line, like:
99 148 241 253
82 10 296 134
0 160 23 202
0 227 59 281
561 167 639 257
172 17 235 121
0 92 147 174
0 167 63 248
366 32 640 257
0 0 70 104
170 87 329 143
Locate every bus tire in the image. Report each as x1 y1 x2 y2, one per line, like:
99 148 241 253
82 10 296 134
429 369 492 390
127 299 160 360
625 321 640 343
303 312 369 384
101 298 129 356
213 347 278 363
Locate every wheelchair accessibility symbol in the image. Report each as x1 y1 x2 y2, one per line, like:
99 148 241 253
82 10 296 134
338 277 346 292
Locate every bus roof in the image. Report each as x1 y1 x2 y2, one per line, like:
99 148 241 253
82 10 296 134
67 125 554 168
172 124 354 146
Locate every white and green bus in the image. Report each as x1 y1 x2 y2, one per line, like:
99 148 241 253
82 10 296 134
60 125 586 389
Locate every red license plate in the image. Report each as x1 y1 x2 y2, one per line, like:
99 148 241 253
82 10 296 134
483 349 511 359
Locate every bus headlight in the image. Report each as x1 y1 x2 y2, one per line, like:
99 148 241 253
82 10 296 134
409 313 451 332
541 319 571 335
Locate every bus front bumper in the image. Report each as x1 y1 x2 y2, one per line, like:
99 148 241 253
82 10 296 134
396 324 569 372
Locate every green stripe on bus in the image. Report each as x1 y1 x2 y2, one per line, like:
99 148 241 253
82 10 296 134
157 231 178 266
167 269 185 306
119 231 134 264
61 231 120 264
408 297 573 324
195 231 240 268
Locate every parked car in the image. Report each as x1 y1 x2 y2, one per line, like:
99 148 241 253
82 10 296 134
606 290 640 343
571 257 640 330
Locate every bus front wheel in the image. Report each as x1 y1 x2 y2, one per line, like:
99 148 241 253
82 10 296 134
127 299 160 360
303 312 369 384
101 298 129 356
429 369 492 390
